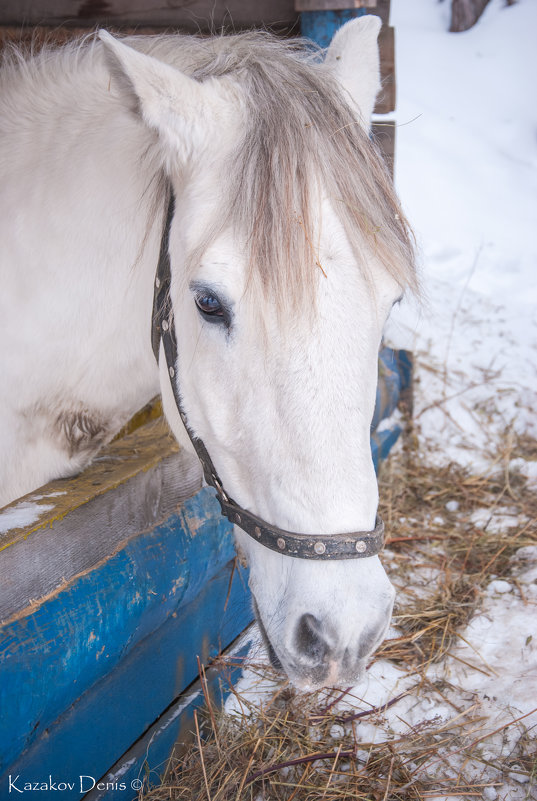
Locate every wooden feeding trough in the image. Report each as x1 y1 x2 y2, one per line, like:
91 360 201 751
0 415 254 797
0 1 409 797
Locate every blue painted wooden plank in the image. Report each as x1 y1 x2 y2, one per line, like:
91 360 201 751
0 559 253 800
300 9 367 48
0 487 235 774
372 347 403 431
371 424 403 473
85 633 256 801
370 347 412 471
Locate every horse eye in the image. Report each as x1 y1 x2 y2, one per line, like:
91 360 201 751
195 292 224 318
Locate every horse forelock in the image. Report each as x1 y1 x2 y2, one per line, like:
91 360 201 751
181 32 417 312
1 29 416 313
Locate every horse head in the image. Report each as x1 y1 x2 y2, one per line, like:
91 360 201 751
101 17 415 690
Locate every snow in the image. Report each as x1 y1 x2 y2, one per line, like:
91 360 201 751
379 4 537 785
385 0 537 469
0 500 54 534
228 1 537 794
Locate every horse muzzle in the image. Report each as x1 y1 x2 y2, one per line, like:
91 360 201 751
252 577 395 691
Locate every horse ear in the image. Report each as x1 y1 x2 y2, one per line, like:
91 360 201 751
324 15 382 131
98 30 225 163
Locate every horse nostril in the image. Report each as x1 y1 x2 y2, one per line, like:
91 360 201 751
295 613 329 663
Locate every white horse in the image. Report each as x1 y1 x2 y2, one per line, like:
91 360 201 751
0 17 415 689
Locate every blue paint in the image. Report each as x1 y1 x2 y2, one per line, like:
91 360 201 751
0 488 236 775
301 9 367 48
0 339 412 795
0 559 252 800
371 424 403 472
371 347 413 471
372 348 403 431
86 637 255 801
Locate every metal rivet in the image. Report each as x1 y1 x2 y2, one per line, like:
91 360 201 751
155 277 161 288
162 319 169 332
254 526 261 538
277 537 286 550
169 366 175 378
314 541 326 555
355 541 367 553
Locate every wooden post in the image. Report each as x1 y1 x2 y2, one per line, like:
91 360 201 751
0 417 253 784
295 0 395 176
0 1 300 32
450 0 491 32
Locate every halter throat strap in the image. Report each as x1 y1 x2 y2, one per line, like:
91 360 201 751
151 193 385 560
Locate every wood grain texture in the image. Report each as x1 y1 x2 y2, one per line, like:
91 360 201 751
86 628 256 801
1 417 179 547
376 25 395 114
0 487 239 771
0 0 300 32
372 119 395 178
0 418 204 623
0 557 253 791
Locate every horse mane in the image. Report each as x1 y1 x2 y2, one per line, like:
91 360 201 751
141 31 417 306
0 30 416 307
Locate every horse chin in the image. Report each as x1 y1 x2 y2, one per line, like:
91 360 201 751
289 660 367 693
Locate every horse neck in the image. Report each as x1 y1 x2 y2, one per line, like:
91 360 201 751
0 41 165 411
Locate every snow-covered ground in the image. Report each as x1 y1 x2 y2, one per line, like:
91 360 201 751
228 2 537 796
386 0 537 471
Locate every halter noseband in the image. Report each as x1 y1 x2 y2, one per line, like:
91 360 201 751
151 194 385 560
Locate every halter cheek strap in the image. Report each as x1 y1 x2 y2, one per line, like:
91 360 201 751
151 193 385 560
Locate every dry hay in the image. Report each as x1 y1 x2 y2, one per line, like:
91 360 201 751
139 426 537 800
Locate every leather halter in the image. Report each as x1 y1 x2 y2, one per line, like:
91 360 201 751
151 194 385 560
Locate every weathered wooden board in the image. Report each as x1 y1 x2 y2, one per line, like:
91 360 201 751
0 475 242 771
0 418 201 623
84 629 256 801
0 3 394 113
376 24 395 114
0 0 300 32
0 559 252 801
372 119 395 177
371 348 413 471
0 404 256 792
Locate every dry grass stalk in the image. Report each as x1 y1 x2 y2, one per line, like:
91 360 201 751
139 428 536 800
